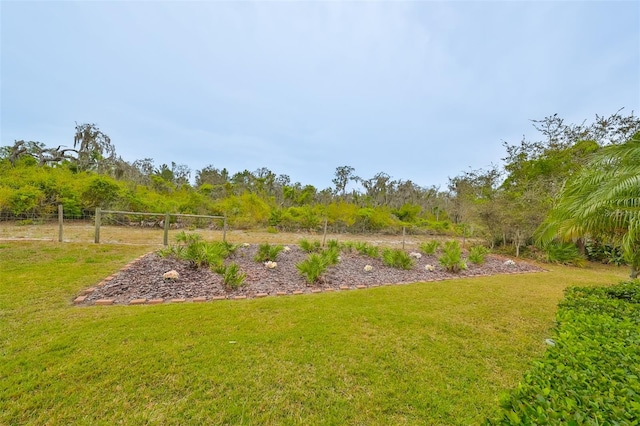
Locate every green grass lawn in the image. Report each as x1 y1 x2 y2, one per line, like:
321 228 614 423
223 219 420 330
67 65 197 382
0 241 627 425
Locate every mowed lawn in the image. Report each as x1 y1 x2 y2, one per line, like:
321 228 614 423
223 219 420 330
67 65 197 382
0 241 627 425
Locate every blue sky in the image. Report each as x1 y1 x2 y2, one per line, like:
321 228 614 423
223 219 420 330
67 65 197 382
2 1 639 191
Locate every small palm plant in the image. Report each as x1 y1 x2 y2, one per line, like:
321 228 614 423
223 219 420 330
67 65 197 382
254 243 284 263
296 253 329 284
381 248 414 270
468 245 490 265
419 240 440 255
439 241 466 272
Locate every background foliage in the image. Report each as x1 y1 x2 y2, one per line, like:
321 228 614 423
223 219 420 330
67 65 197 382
2 112 639 258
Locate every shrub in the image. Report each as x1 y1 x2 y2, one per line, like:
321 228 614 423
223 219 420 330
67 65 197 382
174 230 202 245
326 239 340 251
295 248 340 284
340 241 356 253
299 238 322 253
322 247 341 266
381 248 414 270
183 241 230 268
296 253 329 284
468 245 490 265
218 262 246 289
266 226 278 234
254 242 284 263
585 240 626 266
419 240 440 255
354 242 380 258
488 281 640 425
544 241 586 266
439 241 466 272
159 232 232 269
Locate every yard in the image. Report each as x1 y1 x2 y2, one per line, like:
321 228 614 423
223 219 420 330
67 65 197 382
0 239 627 425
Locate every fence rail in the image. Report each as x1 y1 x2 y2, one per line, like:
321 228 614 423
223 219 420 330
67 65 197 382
94 208 226 245
1 207 425 248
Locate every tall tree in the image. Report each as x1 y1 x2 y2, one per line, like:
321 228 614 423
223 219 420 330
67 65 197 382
73 123 116 173
537 132 640 277
332 166 356 197
361 172 392 206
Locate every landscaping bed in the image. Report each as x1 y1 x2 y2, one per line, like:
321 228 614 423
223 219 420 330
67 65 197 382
80 244 544 305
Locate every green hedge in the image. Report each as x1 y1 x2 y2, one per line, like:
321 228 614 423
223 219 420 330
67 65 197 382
488 281 640 425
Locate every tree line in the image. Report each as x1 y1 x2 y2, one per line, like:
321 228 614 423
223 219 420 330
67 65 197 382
2 111 639 267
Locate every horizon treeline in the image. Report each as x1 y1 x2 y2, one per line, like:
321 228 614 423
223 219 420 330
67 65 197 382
2 111 639 254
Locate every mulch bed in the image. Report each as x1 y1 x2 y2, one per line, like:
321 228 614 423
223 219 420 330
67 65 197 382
78 244 545 305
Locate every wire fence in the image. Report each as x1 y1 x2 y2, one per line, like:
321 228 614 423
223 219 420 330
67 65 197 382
0 206 227 246
1 207 463 248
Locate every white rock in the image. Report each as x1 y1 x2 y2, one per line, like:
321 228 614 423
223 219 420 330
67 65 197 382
163 270 179 280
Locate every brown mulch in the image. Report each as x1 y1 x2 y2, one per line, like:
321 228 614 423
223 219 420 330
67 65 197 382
79 245 545 305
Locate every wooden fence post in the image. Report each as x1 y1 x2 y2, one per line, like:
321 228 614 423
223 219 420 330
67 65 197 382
58 204 63 242
222 215 227 243
94 208 101 244
163 213 170 246
322 217 328 247
402 226 406 250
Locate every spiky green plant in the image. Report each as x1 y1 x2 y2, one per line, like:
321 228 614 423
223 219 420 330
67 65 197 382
295 246 341 284
299 238 322 253
254 242 284 263
355 242 380 258
468 245 490 265
419 240 440 255
537 133 640 278
543 242 586 267
296 253 329 284
183 241 230 268
381 248 414 270
340 241 356 253
174 230 202 245
439 241 466 273
322 247 341 266
219 262 246 289
326 239 340 251
160 234 232 269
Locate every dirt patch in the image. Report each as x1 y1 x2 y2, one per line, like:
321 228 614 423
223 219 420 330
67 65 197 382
79 245 544 305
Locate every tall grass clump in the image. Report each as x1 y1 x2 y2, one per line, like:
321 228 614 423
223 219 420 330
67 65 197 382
296 253 329 284
299 238 322 253
296 247 340 283
468 245 490 265
419 240 440 255
159 232 243 284
218 263 246 289
322 247 341 266
381 248 414 270
326 239 340 251
439 240 466 272
340 241 356 253
355 242 380 258
160 232 233 269
254 242 284 263
543 241 586 267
